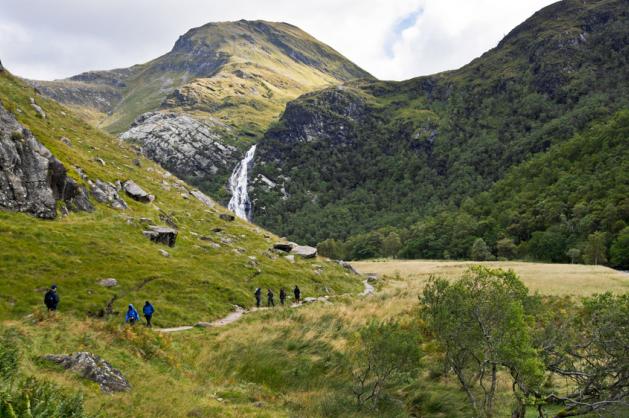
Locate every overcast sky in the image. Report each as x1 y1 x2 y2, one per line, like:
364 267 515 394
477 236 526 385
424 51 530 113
0 0 556 81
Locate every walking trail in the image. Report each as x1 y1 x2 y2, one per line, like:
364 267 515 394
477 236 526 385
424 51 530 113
156 278 374 333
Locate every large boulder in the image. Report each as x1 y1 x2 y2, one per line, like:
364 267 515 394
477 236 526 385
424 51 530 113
273 242 296 252
0 101 91 218
337 260 359 275
190 189 215 208
143 225 177 247
291 245 317 259
122 180 154 203
42 352 130 392
219 213 235 222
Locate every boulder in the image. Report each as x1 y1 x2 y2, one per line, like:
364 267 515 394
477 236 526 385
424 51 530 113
89 179 128 210
122 180 154 203
143 225 177 247
98 278 118 287
219 213 235 222
284 255 295 263
302 296 331 304
291 245 317 259
158 249 170 257
42 352 130 392
273 242 296 252
29 98 46 118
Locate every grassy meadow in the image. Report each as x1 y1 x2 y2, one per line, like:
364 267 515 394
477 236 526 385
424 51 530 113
352 259 629 296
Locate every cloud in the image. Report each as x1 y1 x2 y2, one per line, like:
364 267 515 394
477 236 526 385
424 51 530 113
0 0 556 81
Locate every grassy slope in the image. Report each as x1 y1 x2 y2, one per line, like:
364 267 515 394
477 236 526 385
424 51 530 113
3 259 623 417
0 71 361 326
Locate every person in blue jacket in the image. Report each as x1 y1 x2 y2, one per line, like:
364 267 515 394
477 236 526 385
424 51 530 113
143 301 155 327
125 304 139 325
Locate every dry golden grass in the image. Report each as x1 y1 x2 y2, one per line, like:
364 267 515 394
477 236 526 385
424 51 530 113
352 259 629 296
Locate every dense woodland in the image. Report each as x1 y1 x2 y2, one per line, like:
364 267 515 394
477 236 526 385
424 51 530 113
252 0 629 268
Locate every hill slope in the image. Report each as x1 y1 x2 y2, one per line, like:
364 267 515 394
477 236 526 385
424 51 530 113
250 0 629 261
0 67 360 326
30 20 371 136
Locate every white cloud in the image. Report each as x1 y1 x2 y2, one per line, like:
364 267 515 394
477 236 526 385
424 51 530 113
0 0 557 81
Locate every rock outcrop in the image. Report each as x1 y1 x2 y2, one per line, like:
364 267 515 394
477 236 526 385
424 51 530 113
98 278 118 287
122 179 154 203
0 101 92 218
272 242 317 258
42 352 130 392
89 179 127 210
119 112 239 184
143 225 178 247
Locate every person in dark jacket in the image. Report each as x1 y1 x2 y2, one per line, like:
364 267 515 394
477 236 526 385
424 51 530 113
293 285 301 304
254 288 262 308
125 304 139 325
143 301 155 327
267 289 275 307
279 288 286 306
44 284 59 311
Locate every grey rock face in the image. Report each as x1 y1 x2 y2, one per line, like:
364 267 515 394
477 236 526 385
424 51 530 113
42 352 130 392
0 101 91 218
29 97 46 119
122 180 154 203
143 225 177 247
337 260 359 275
89 179 128 210
119 112 239 183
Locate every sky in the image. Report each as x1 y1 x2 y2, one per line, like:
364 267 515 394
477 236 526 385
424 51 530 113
0 0 557 81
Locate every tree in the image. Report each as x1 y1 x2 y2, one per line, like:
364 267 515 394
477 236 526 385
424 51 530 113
420 267 544 417
539 293 629 417
470 238 494 261
527 230 568 262
583 231 607 265
496 238 517 259
566 248 581 264
317 238 346 260
382 232 402 258
349 321 422 410
610 227 629 269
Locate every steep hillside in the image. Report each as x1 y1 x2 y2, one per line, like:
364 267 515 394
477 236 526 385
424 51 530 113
250 0 629 260
0 67 360 326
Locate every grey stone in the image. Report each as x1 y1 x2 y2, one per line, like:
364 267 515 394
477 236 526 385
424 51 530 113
60 136 72 146
219 213 235 222
158 249 170 257
42 352 130 392
273 242 295 252
291 245 317 259
98 278 118 287
337 260 359 275
122 179 154 203
143 225 177 247
89 179 128 209
29 98 46 118
190 189 215 208
284 255 295 263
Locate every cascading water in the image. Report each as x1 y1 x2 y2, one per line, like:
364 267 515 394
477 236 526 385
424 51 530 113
228 145 256 221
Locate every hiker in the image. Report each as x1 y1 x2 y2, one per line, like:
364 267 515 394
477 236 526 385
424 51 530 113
44 284 60 311
143 301 155 327
267 288 275 307
279 288 286 306
254 288 262 308
293 285 301 304
125 304 139 325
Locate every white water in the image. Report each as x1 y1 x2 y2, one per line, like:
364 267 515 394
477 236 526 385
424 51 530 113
228 145 256 220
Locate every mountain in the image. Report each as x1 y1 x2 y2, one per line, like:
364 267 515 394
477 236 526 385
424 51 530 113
250 0 629 262
0 66 360 324
30 20 371 199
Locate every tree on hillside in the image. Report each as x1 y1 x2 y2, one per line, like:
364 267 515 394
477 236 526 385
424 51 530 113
420 267 544 418
583 231 607 265
566 248 581 264
317 238 346 260
470 238 494 261
610 227 629 269
496 238 517 260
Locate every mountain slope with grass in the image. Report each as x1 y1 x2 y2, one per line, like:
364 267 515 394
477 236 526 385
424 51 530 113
250 0 629 262
0 67 360 326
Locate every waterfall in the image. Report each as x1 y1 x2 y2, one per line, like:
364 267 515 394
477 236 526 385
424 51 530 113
228 145 257 221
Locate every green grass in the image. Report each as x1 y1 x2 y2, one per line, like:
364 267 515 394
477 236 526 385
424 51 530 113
0 71 361 326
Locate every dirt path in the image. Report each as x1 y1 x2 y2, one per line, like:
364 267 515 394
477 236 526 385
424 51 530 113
156 279 373 333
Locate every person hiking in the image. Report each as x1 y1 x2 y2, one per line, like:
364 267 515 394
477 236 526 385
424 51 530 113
125 304 139 325
267 289 275 307
279 288 286 306
143 301 155 327
44 284 59 311
254 288 262 308
293 285 301 304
